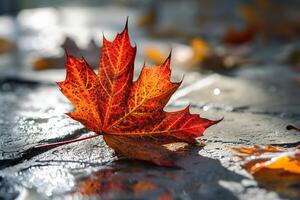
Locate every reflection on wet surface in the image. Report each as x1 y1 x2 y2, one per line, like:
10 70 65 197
0 2 300 199
70 147 244 200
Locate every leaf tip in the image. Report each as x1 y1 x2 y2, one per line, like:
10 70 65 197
64 48 71 58
102 33 108 44
163 50 172 65
216 117 224 123
56 81 62 88
160 50 172 74
167 49 172 59
209 117 223 127
125 16 129 30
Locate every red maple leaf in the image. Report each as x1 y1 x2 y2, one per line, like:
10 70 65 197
44 21 220 166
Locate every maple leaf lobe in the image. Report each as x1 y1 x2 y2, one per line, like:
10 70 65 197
57 55 102 132
99 25 137 129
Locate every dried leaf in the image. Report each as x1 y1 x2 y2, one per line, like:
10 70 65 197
58 21 220 166
144 46 166 65
144 38 256 71
233 145 300 174
238 1 300 40
33 37 101 70
145 38 213 66
188 38 213 64
138 8 156 28
233 145 300 198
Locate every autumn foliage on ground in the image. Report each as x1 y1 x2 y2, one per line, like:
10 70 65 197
73 168 172 199
233 144 300 197
233 145 300 175
58 21 220 166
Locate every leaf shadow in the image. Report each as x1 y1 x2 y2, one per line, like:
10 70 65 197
70 146 246 200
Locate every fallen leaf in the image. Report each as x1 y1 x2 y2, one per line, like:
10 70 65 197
238 0 300 40
144 46 166 65
232 145 300 198
58 21 220 166
145 38 213 67
0 38 15 54
32 37 101 70
145 38 257 71
188 38 213 64
137 7 157 28
32 57 63 71
223 25 256 45
233 145 300 174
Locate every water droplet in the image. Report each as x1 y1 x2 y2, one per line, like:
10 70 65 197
203 105 209 111
213 88 221 96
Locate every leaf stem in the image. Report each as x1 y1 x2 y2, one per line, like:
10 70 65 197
286 125 300 132
34 134 101 149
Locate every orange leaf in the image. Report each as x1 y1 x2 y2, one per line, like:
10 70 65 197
190 38 212 62
144 46 166 65
32 37 100 71
58 21 220 165
232 145 300 198
233 145 300 175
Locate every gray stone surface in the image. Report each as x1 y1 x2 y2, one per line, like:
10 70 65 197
0 5 300 200
0 66 299 199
